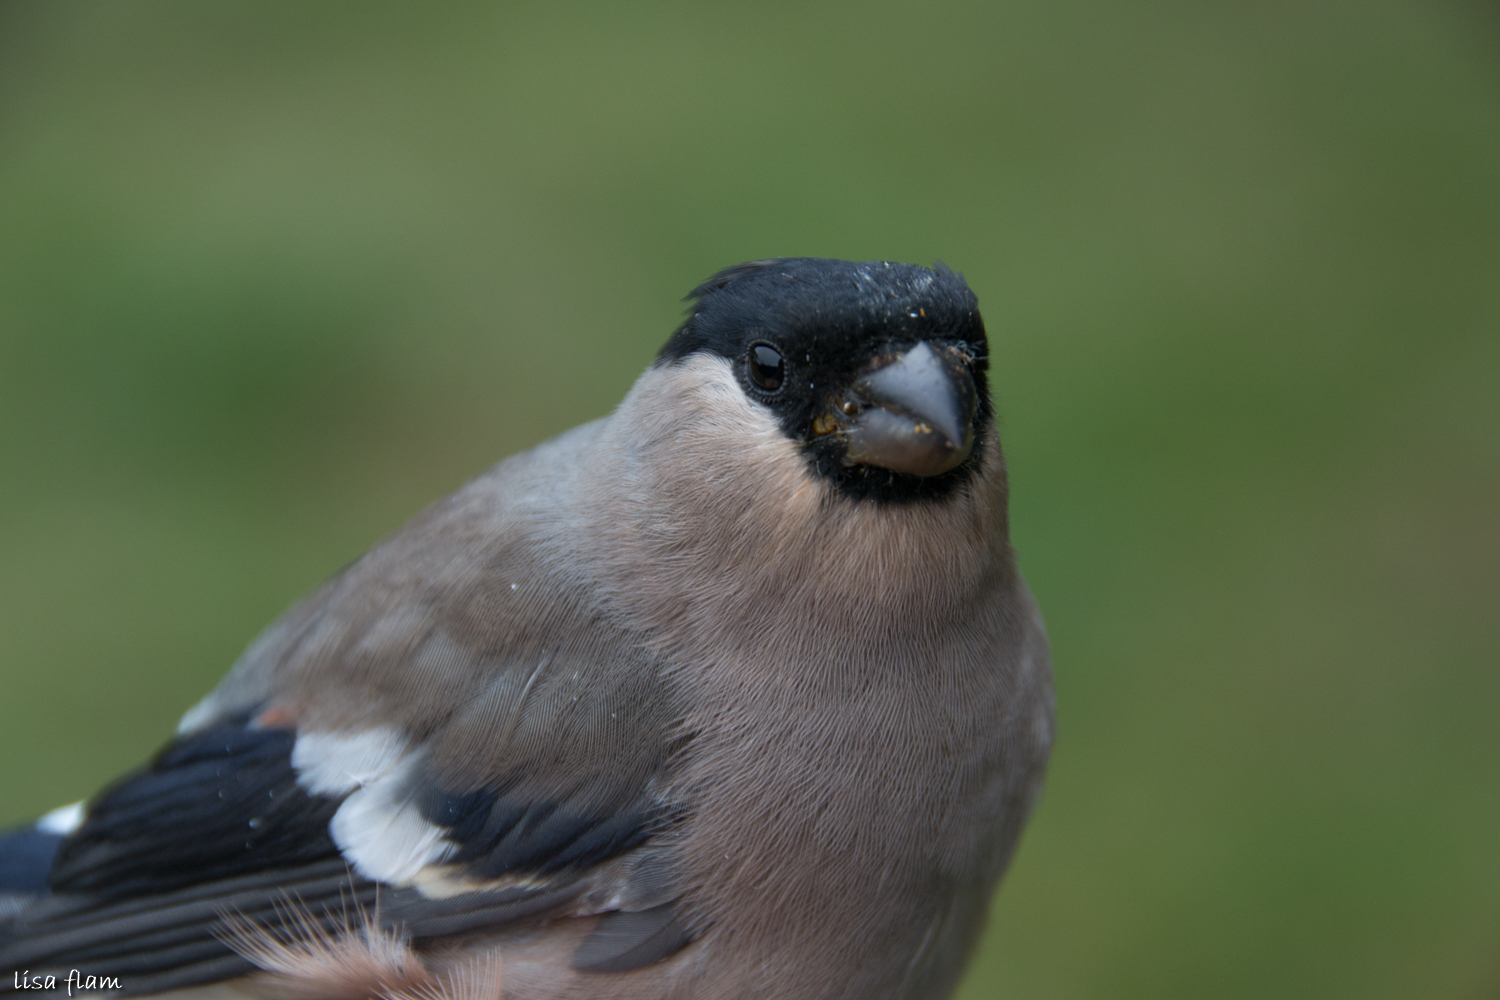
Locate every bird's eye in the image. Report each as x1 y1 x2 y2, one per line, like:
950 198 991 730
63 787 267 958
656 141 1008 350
747 342 785 392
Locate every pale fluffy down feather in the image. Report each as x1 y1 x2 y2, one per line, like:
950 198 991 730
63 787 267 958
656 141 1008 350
217 895 502 1000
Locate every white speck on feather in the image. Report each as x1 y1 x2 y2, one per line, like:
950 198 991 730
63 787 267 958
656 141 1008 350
37 801 85 835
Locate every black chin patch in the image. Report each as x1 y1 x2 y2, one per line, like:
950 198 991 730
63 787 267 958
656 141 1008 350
658 258 992 504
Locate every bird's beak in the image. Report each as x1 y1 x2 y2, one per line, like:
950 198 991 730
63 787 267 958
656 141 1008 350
835 340 978 477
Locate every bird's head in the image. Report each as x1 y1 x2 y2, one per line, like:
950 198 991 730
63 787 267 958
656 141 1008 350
657 258 991 504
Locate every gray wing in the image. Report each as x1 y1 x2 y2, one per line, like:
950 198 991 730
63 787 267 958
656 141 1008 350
0 438 696 994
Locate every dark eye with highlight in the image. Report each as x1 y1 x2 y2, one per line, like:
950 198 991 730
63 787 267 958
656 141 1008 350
747 342 785 392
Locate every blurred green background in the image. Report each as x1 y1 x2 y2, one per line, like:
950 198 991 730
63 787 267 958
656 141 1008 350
1 1 1496 996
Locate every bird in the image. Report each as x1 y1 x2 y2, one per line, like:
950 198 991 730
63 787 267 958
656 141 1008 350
0 258 1053 1000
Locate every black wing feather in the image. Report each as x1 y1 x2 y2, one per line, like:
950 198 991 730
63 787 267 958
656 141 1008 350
0 827 62 895
48 718 343 899
423 787 666 879
0 715 679 994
